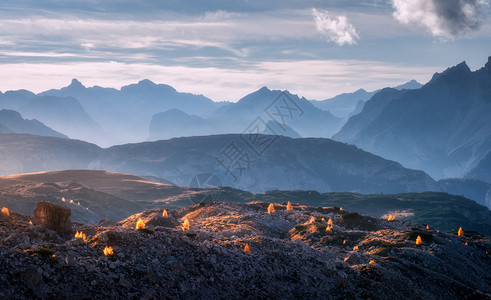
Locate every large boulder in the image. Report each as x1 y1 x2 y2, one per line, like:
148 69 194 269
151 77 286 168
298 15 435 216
33 201 72 233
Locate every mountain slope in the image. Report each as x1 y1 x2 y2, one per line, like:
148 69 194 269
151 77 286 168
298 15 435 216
0 89 36 111
0 134 440 194
311 88 376 118
151 87 342 141
0 109 67 138
18 95 106 145
438 178 491 209
0 134 100 174
466 151 491 182
0 169 487 233
96 134 440 193
333 58 491 179
311 80 422 119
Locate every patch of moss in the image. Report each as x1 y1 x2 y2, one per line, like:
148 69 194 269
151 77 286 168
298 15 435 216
185 232 197 239
32 247 55 256
341 212 362 220
295 224 307 231
138 228 154 234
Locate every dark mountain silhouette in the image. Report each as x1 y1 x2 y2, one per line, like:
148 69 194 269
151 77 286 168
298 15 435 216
0 109 67 138
0 134 440 194
333 58 491 179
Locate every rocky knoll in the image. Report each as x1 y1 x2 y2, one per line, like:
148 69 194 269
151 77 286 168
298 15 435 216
0 202 489 299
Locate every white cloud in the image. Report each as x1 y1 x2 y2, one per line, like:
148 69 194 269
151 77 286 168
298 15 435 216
312 8 359 46
392 0 489 38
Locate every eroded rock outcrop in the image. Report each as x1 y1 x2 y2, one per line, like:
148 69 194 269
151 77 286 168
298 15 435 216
33 201 72 233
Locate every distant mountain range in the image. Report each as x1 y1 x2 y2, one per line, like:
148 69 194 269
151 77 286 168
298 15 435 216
0 109 66 138
333 57 491 180
0 58 489 204
0 77 421 147
310 80 422 119
0 134 440 194
149 87 342 141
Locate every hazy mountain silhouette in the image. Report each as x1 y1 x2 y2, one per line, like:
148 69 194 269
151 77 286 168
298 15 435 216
311 80 422 119
0 133 440 194
150 87 342 141
17 95 105 145
0 109 67 138
333 58 491 179
41 79 225 145
466 151 491 182
438 178 491 209
0 89 36 111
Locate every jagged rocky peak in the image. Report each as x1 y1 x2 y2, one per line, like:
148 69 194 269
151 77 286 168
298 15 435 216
485 56 491 70
68 78 85 89
430 61 471 83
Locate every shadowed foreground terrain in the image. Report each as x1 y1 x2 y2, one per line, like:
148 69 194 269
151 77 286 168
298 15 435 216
0 202 489 299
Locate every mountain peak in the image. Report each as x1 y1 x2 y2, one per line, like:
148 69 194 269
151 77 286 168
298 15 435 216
69 78 85 89
138 79 156 86
394 79 422 90
430 61 471 83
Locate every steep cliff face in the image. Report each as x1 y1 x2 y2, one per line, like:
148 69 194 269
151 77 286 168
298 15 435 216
334 58 491 180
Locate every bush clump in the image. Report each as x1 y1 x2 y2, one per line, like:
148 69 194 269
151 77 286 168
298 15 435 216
32 247 55 256
341 212 362 220
408 230 433 242
295 224 307 231
185 232 197 239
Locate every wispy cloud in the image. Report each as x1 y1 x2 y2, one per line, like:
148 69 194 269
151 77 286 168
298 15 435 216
312 8 359 45
392 0 489 38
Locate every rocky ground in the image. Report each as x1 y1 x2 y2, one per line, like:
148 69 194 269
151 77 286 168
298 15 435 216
0 201 490 299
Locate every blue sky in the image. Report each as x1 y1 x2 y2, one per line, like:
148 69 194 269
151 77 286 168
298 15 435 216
0 0 489 101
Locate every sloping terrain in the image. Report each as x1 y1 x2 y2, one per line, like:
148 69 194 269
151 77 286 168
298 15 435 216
0 133 441 194
0 170 222 223
0 109 66 138
0 170 488 234
0 202 489 299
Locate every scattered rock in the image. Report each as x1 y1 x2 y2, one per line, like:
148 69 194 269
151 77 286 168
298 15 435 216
33 201 72 234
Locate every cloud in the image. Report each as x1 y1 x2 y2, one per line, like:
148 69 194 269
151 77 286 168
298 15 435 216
392 0 489 38
312 8 359 45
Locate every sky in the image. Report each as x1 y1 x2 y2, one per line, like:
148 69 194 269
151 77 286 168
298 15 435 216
0 0 489 102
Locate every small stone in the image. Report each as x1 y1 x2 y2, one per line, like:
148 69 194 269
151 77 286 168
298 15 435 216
91 280 97 286
119 278 132 289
